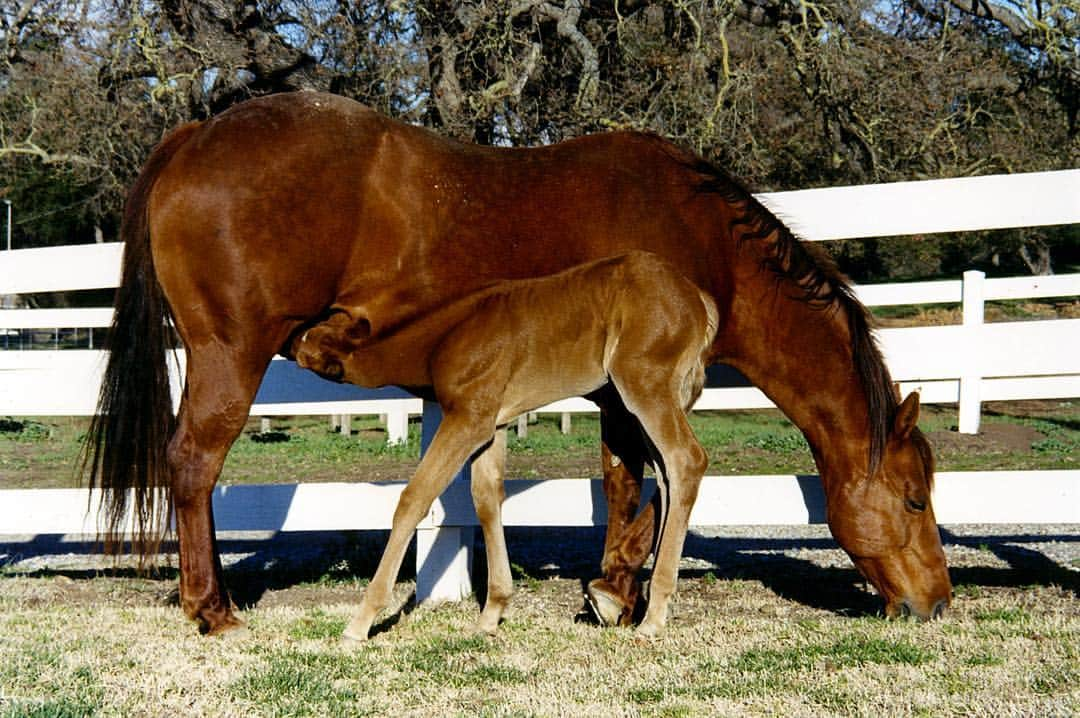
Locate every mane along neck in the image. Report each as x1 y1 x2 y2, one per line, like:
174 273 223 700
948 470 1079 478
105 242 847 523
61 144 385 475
690 160 896 475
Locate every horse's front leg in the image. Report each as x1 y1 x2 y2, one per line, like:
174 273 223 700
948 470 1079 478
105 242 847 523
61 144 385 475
344 414 492 643
587 389 654 627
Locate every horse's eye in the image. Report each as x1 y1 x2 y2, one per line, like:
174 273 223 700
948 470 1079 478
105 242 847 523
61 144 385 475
905 498 927 513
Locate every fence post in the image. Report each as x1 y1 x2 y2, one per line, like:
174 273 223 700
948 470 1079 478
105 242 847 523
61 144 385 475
415 400 473 603
958 270 985 434
385 408 409 445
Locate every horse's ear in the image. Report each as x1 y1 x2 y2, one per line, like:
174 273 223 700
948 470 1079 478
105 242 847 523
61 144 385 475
893 392 920 439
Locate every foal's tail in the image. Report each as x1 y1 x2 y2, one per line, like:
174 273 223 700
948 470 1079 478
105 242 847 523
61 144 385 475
81 122 202 560
685 290 720 411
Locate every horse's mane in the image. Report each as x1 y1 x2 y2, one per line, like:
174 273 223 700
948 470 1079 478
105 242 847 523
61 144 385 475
677 150 898 476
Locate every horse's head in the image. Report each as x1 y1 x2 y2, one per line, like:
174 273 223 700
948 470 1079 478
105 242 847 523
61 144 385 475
825 392 952 620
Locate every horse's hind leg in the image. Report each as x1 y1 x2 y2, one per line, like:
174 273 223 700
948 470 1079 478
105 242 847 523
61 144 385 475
587 389 653 626
472 429 512 634
168 342 269 635
344 412 494 643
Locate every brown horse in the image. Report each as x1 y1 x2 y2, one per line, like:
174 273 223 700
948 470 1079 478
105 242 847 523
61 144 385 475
292 251 718 639
83 91 950 636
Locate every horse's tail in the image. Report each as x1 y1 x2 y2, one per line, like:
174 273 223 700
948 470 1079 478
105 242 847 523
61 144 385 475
81 122 202 561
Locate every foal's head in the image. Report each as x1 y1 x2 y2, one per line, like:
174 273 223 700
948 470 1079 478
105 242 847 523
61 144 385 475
826 392 952 620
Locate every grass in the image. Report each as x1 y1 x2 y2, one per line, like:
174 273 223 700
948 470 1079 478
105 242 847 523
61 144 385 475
1 400 1076 489
0 574 1075 716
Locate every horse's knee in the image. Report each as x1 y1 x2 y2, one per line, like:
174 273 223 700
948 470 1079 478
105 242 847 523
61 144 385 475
166 422 235 506
685 441 708 479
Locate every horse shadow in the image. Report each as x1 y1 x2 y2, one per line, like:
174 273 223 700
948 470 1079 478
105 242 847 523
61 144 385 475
2 524 1075 618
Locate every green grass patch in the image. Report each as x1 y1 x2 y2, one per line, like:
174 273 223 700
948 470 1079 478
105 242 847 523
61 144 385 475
288 608 347 640
974 607 1030 623
0 640 102 718
391 632 531 689
0 418 53 441
229 648 383 717
733 634 933 672
510 562 541 591
685 632 935 701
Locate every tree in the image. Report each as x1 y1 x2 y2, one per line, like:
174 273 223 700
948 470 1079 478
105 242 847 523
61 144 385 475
2 0 1076 274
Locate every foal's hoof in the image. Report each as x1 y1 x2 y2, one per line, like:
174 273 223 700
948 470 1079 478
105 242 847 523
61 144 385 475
473 616 501 637
633 624 662 643
585 579 627 627
340 629 370 648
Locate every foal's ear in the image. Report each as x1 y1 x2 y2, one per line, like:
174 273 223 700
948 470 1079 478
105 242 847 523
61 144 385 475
893 392 920 439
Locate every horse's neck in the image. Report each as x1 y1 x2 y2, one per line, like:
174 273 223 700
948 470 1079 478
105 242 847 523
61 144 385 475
721 271 871 483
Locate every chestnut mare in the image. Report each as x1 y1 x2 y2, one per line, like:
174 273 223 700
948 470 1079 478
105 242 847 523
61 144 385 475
292 251 718 639
84 92 951 637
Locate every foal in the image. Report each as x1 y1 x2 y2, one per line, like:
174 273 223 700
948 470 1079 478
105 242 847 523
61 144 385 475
293 251 719 640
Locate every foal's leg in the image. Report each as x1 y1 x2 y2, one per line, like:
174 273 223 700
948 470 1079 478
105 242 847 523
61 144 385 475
612 375 707 639
344 414 493 643
471 429 513 634
634 409 706 639
168 342 268 635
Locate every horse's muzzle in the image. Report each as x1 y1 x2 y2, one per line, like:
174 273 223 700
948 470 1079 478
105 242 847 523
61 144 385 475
897 597 948 621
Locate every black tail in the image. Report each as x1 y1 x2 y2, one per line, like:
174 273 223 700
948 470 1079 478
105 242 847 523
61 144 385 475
80 122 202 560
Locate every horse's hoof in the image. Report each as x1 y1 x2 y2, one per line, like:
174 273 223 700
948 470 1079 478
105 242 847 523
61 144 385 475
585 579 627 627
206 617 249 639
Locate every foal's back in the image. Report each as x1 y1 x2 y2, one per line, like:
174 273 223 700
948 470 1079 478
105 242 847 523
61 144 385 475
430 251 719 425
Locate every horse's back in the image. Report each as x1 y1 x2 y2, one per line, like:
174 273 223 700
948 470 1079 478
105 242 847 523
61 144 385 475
148 94 395 333
142 92 725 354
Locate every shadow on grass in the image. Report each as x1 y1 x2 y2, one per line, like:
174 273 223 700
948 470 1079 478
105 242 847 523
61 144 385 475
2 526 1076 618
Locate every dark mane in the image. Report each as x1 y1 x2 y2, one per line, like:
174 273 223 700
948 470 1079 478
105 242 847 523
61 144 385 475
685 154 898 475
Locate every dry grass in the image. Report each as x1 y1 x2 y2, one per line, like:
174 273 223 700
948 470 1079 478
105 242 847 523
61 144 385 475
0 568 1076 717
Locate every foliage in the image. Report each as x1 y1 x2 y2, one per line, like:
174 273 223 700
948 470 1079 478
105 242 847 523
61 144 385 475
1 1 1077 277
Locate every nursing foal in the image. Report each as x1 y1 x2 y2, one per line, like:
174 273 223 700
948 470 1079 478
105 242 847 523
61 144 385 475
293 251 718 641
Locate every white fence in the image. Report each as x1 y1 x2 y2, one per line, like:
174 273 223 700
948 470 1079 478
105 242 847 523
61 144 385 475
1 169 1078 602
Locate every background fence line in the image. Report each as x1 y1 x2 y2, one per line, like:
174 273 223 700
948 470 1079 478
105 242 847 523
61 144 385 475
1 170 1078 602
